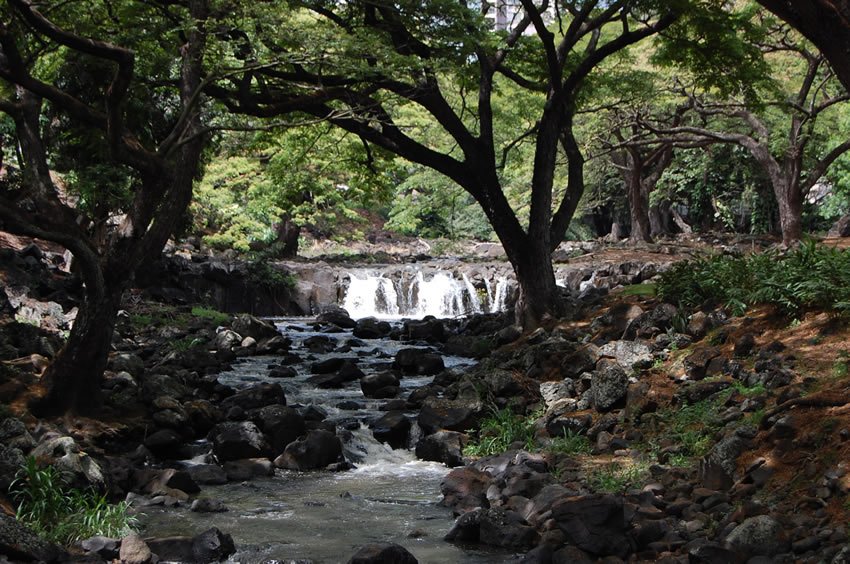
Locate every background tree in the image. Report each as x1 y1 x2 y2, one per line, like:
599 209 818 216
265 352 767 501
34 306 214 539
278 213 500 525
0 0 210 414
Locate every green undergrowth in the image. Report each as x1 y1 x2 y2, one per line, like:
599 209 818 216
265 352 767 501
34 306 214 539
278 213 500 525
589 461 650 493
463 408 538 457
657 240 850 317
10 457 137 546
129 304 231 331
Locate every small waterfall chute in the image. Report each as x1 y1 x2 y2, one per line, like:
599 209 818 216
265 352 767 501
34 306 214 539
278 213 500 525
342 273 400 319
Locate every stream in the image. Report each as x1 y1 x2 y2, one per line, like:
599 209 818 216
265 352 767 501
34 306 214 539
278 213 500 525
138 318 517 563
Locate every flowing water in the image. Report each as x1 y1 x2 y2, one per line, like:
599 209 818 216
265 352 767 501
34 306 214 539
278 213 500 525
138 319 517 563
342 269 512 320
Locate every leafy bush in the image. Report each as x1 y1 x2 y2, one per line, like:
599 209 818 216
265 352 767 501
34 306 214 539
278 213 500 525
10 457 137 546
657 241 850 316
463 408 538 457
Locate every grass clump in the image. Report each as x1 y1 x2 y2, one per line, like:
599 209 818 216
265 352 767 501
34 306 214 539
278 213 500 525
191 306 230 326
589 461 649 493
10 457 137 546
650 392 729 464
657 241 850 317
463 408 538 457
549 429 593 455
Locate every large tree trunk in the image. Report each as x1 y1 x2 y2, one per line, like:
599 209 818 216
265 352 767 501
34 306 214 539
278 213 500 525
35 282 123 415
776 183 803 245
511 240 564 328
275 217 300 258
627 172 653 243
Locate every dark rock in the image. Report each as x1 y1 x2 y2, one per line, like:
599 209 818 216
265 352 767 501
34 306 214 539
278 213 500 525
403 318 446 342
361 371 400 399
304 335 337 353
546 413 592 438
256 335 292 354
496 325 522 345
683 347 722 380
394 348 444 375
0 513 65 562
369 411 411 449
269 366 298 378
109 353 145 378
552 545 594 564
209 421 269 462
220 382 285 412
347 542 418 564
232 314 280 341
311 356 356 374
733 333 756 357
440 466 492 514
253 405 306 454
592 359 628 412
187 464 228 485
81 536 120 559
415 430 467 467
353 317 392 339
317 306 356 329
0 444 25 491
222 458 274 481
724 515 788 557
676 379 729 405
688 543 742 564
551 494 630 557
191 498 229 513
144 428 184 458
445 507 538 549
274 429 342 470
418 397 483 435
828 213 850 237
146 527 235 563
145 468 200 495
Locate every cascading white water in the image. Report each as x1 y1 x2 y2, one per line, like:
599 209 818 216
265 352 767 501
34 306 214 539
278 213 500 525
342 273 400 318
461 273 482 314
489 276 511 313
341 269 500 319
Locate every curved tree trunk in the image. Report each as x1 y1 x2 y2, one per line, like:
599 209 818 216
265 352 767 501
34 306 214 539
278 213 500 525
627 172 653 243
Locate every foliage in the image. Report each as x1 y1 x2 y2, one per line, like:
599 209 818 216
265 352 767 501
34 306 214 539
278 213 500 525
463 408 538 457
649 392 729 463
190 306 231 326
246 259 297 292
589 461 649 494
10 458 137 546
657 241 850 316
549 430 593 455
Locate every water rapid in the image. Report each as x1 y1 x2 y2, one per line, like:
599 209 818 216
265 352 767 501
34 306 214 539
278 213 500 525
137 319 515 563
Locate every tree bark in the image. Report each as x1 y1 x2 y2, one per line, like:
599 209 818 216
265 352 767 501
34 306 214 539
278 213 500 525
627 169 653 243
276 217 300 258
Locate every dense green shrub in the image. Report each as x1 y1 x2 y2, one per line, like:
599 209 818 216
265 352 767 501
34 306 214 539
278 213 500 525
463 408 538 457
657 241 850 316
10 458 137 546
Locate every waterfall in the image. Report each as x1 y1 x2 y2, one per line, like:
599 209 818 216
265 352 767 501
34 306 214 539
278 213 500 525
341 269 501 320
489 276 511 313
342 273 400 319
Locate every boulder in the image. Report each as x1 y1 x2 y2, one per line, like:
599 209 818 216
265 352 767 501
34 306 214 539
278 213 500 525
347 542 418 564
222 458 274 481
591 359 628 412
0 417 35 452
143 468 200 496
187 464 228 485
440 466 492 514
268 366 298 378
317 306 356 329
144 428 184 459
369 411 411 449
209 421 269 462
311 356 355 374
724 515 788 557
213 329 242 351
418 397 483 435
597 340 653 372
394 348 444 375
119 533 153 564
109 353 145 378
353 317 392 339
403 317 446 342
145 527 235 563
361 371 400 399
551 494 630 558
0 444 25 491
304 335 337 353
220 382 285 412
81 536 120 560
252 405 306 454
0 513 64 563
30 436 105 490
256 335 292 354
191 498 228 513
415 430 466 467
232 314 280 341
274 430 342 470
445 507 538 550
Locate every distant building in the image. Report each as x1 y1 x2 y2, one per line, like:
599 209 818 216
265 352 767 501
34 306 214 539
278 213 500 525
483 0 557 33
